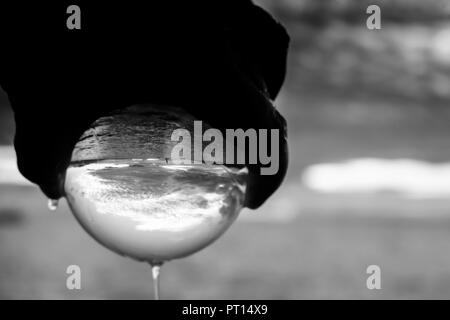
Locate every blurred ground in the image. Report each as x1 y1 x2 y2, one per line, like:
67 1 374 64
3 185 450 299
1 0 450 299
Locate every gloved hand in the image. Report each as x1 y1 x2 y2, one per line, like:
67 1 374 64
0 0 289 209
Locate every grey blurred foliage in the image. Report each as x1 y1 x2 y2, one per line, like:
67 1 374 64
258 0 450 22
253 0 450 133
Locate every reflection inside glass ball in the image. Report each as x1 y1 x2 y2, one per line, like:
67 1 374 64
65 159 247 263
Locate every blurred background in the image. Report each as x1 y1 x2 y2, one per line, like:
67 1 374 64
2 0 450 299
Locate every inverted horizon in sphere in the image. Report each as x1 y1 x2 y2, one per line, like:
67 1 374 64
65 159 247 262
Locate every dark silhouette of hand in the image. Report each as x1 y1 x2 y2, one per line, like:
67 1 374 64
0 1 289 209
